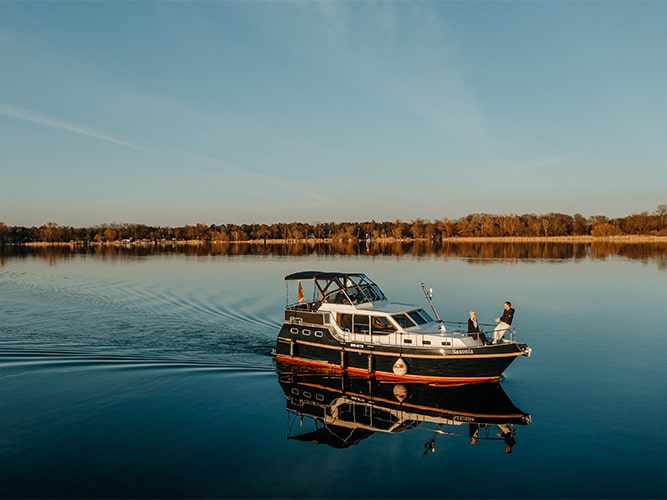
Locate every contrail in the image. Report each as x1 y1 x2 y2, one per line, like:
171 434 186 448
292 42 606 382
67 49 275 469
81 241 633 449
0 102 165 156
0 102 329 201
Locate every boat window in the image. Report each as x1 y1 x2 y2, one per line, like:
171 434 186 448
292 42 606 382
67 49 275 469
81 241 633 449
347 287 364 304
338 313 353 332
353 315 370 334
371 316 396 334
416 308 434 323
353 285 375 303
407 310 428 325
329 291 348 304
392 314 417 328
370 284 386 301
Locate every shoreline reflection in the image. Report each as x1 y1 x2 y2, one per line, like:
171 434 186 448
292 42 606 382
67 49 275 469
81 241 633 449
3 241 667 269
276 362 531 454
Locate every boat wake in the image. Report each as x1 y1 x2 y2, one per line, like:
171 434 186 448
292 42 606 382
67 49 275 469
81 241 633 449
0 339 275 375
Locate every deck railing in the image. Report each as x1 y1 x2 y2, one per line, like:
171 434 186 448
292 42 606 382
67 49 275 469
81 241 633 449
285 303 328 326
441 321 518 343
284 303 519 345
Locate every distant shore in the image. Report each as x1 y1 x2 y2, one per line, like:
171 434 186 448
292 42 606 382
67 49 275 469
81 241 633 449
19 234 667 246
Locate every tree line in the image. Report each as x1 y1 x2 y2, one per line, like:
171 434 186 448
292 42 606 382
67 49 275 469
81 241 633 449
1 205 666 245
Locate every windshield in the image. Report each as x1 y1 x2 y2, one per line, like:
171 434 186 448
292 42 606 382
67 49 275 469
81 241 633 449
408 309 433 325
320 274 387 304
392 314 416 328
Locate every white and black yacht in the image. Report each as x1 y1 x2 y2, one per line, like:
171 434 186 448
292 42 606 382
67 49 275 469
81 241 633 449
274 271 531 383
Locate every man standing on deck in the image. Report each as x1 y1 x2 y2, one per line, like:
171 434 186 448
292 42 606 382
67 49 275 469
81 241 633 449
492 301 515 344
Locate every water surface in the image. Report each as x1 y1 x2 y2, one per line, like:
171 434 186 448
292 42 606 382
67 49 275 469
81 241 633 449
1 247 666 498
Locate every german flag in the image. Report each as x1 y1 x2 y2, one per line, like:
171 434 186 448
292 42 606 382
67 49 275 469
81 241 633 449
297 281 305 302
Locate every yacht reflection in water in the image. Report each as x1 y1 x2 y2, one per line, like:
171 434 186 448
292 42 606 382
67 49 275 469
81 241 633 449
277 361 531 454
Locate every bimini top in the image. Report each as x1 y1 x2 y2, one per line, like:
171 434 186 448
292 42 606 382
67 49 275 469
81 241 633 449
284 271 363 281
284 271 388 305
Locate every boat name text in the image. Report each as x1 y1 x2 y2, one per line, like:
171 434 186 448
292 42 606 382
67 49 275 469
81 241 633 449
452 349 474 355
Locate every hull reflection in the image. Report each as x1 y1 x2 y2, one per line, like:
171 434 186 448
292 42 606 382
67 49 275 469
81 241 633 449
277 361 531 454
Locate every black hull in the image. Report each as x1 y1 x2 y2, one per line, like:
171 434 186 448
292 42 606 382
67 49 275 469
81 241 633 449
275 323 528 383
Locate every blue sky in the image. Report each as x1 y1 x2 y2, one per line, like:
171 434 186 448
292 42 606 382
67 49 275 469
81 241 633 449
1 1 665 227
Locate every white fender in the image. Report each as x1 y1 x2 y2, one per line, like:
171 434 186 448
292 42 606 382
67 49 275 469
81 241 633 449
392 357 408 376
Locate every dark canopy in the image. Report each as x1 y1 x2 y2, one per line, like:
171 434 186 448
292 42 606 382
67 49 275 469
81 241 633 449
284 271 364 281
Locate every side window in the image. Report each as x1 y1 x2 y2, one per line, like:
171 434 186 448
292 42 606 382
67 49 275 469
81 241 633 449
417 308 434 323
338 313 353 332
392 314 416 329
371 285 386 301
353 315 370 334
371 316 396 334
407 310 427 325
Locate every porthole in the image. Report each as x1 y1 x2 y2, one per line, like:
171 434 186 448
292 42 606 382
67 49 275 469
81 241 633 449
290 327 299 334
302 329 311 336
314 330 324 337
303 391 312 398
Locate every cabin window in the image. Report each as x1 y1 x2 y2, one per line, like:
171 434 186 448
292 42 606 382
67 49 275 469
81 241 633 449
370 284 386 301
407 310 429 325
371 316 396 334
353 315 370 334
338 313 353 332
354 284 384 303
417 309 434 322
392 314 417 328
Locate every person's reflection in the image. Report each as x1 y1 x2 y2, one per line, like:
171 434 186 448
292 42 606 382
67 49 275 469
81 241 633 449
469 423 481 445
468 423 516 453
497 423 516 454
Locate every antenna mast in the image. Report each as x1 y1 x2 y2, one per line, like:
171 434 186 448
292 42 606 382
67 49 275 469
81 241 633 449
420 281 446 332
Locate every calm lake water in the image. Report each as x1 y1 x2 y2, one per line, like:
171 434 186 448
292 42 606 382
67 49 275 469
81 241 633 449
1 244 666 498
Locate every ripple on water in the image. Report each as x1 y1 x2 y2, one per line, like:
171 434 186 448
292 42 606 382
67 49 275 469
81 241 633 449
1 268 282 371
0 340 277 377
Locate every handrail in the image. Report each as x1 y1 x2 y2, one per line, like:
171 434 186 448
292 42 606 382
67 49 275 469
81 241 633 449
284 305 520 343
439 321 518 342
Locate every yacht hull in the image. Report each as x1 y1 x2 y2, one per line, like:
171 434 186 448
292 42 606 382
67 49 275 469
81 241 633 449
275 323 528 383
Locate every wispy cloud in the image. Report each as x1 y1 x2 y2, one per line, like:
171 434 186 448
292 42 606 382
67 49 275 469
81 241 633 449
0 102 165 156
0 102 329 202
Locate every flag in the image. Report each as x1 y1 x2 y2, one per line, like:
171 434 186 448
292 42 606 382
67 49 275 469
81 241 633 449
297 281 305 302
